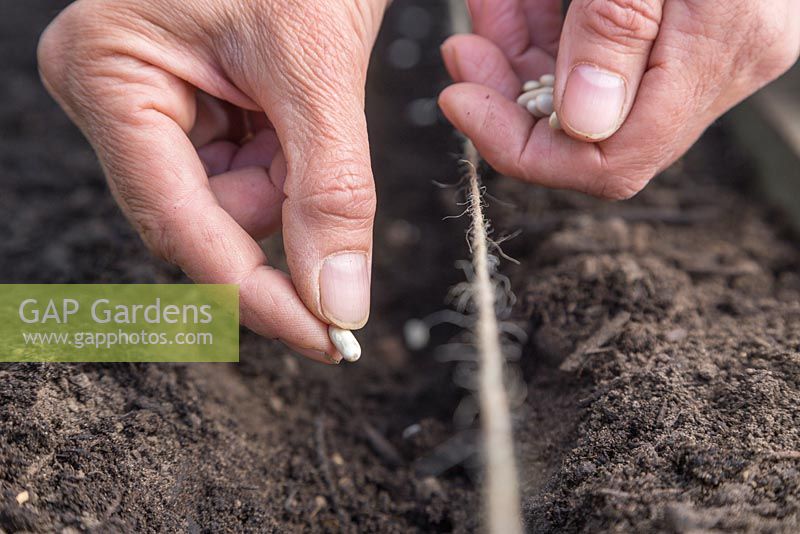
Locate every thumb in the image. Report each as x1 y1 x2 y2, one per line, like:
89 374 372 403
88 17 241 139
281 108 375 331
250 4 383 330
554 0 664 141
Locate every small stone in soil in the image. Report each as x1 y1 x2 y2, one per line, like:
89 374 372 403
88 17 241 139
310 496 327 518
403 319 430 350
402 423 423 440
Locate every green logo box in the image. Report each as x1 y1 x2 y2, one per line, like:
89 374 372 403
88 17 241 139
0 285 239 362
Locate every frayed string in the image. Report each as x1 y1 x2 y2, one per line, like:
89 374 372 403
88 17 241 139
462 139 523 534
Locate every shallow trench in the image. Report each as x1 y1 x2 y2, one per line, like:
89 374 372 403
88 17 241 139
2 1 800 533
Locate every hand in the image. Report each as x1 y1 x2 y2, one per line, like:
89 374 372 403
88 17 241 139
440 0 799 198
38 0 387 363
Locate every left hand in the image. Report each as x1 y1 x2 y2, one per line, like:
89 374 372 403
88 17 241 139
439 0 800 199
38 0 389 362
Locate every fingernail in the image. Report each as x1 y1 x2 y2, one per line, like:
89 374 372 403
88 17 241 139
269 150 288 192
561 65 626 140
301 348 341 365
440 42 460 80
285 342 341 365
467 0 481 17
320 252 370 328
440 42 453 62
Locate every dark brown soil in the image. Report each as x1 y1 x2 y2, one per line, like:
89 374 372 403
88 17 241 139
490 132 800 532
2 1 799 533
1 2 477 532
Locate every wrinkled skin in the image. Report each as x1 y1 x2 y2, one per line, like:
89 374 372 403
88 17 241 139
38 0 799 361
439 0 800 198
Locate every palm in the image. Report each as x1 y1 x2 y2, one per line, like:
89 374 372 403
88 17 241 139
442 0 610 196
469 0 561 91
187 94 286 241
441 0 797 200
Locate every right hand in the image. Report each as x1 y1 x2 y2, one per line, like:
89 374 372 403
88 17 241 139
439 0 798 199
38 0 388 363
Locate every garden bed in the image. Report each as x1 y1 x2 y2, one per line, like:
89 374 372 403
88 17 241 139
1 1 798 532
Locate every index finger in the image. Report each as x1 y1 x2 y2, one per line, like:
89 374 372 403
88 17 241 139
81 65 341 363
439 82 613 195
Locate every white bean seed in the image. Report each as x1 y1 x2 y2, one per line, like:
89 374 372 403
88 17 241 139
535 92 554 116
549 111 561 130
516 87 550 108
539 74 555 87
328 326 362 362
522 80 541 92
526 99 546 119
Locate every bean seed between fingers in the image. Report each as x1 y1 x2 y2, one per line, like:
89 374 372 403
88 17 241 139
522 80 541 92
516 87 551 108
517 74 560 130
526 99 547 119
549 112 561 130
535 92 554 116
328 325 362 362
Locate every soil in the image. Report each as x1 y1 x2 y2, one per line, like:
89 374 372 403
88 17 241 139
493 132 800 532
2 1 799 533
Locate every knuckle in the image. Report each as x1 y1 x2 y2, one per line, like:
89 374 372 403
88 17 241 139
582 0 662 48
741 4 800 78
37 5 84 92
589 165 653 200
299 167 376 228
37 1 120 107
231 2 371 93
126 203 176 264
585 142 657 200
119 184 205 266
607 182 645 200
37 29 61 90
462 40 506 81
123 199 176 263
764 44 799 79
594 177 648 200
756 19 799 77
140 219 177 264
